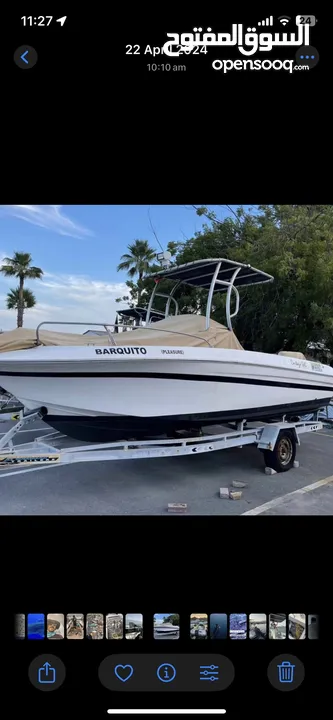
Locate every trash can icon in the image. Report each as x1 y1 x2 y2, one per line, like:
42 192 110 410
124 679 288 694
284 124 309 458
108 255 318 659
277 661 295 683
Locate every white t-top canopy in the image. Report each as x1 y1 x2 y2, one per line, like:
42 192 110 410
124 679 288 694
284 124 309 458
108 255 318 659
148 258 273 290
146 258 274 331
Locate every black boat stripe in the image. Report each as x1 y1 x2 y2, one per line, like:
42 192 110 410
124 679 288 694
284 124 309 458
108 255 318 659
46 397 333 425
0 370 332 392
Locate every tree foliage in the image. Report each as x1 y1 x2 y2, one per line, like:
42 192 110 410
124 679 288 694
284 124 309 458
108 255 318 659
0 251 43 328
183 204 333 354
163 614 180 626
6 287 36 311
118 205 333 356
116 239 181 307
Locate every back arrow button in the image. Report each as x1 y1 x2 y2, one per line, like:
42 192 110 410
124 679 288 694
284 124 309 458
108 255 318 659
14 45 38 69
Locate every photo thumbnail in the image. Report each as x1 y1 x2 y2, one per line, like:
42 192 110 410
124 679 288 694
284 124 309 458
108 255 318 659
229 613 247 639
308 614 319 639
269 613 286 639
47 614 65 639
86 613 104 639
209 614 228 639
15 613 25 639
125 614 143 640
288 613 306 639
66 613 84 639
249 613 267 639
27 613 45 640
190 613 208 639
106 614 123 639
154 614 180 639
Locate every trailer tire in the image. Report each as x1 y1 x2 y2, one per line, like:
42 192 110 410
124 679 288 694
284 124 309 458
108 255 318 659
263 429 296 472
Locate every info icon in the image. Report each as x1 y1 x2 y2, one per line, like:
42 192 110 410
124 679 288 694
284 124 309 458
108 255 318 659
295 46 319 68
157 663 177 683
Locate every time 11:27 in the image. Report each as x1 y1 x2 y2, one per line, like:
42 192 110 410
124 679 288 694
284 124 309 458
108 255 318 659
21 16 53 26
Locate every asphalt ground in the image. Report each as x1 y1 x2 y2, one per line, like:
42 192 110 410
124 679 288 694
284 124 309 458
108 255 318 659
0 417 332 515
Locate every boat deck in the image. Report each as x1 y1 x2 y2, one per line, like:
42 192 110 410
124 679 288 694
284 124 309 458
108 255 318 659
0 417 332 515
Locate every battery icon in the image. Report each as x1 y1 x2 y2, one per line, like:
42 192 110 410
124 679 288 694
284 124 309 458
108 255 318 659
295 15 317 26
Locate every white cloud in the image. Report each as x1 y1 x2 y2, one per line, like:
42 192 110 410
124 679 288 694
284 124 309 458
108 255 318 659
0 271 129 333
0 205 94 239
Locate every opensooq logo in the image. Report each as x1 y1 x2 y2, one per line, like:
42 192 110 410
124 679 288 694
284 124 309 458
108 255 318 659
162 16 319 73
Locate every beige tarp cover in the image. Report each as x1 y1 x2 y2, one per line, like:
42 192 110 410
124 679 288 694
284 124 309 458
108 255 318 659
278 351 306 359
0 315 243 352
116 315 243 349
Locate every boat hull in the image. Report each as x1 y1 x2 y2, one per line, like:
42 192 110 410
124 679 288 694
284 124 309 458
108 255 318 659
0 345 332 441
42 396 332 442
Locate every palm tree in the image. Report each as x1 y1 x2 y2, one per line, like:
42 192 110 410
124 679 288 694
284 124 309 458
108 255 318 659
0 252 43 328
6 287 37 322
117 240 156 281
117 239 156 306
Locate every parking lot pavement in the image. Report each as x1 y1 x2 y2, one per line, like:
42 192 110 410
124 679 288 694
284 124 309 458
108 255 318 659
0 420 332 515
243 478 333 515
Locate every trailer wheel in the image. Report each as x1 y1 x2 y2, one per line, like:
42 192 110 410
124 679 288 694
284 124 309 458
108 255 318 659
263 429 296 473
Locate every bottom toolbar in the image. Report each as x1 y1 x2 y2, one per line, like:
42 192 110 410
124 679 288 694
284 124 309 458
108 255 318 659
27 653 305 693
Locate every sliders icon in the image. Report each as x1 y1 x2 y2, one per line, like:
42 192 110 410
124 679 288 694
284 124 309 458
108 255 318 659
199 664 220 682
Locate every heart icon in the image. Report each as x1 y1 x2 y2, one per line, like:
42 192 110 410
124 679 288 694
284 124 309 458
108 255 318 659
114 664 134 682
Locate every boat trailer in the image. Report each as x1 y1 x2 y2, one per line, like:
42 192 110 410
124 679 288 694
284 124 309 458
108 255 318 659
0 408 324 473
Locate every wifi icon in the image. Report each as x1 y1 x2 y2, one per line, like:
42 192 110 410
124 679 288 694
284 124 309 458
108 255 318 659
278 16 291 25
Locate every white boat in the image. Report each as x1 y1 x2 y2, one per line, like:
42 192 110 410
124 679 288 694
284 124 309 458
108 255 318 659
154 624 179 636
0 257 332 443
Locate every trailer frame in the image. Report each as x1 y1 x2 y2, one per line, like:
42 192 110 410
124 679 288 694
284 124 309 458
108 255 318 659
0 409 323 472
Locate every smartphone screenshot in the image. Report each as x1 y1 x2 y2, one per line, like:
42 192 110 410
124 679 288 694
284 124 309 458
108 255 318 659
2 8 329 720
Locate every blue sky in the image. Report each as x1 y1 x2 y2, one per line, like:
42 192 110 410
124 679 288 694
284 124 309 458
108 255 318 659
125 614 143 625
0 205 235 332
154 614 174 623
